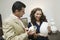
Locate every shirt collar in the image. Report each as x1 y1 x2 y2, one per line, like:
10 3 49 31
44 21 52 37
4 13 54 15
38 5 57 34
10 14 20 20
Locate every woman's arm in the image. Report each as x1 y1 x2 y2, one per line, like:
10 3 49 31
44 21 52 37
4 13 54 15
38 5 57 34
48 26 52 33
47 24 52 35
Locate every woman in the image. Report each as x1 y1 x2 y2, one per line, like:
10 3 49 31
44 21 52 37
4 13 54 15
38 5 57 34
28 8 51 40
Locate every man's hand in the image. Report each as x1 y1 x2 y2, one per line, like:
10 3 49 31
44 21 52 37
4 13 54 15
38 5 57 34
24 27 36 35
25 27 29 32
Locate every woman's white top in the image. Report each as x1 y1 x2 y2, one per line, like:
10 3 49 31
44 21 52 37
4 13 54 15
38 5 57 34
28 22 57 37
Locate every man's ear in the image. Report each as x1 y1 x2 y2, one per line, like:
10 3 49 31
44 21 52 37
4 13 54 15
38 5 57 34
15 10 19 13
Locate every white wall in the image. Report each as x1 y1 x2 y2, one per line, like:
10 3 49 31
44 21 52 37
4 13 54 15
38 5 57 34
53 0 60 31
0 0 60 31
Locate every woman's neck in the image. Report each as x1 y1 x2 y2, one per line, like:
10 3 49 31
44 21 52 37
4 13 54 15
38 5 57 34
36 21 40 25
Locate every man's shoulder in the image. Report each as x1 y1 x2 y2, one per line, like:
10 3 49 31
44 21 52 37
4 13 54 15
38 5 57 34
3 17 13 24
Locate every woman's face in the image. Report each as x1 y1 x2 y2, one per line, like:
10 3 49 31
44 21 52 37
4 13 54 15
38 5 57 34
34 10 42 21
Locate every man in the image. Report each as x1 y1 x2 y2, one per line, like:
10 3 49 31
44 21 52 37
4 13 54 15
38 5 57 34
2 1 30 40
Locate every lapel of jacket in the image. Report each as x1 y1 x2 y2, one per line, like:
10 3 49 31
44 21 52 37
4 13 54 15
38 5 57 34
10 14 25 35
13 18 24 29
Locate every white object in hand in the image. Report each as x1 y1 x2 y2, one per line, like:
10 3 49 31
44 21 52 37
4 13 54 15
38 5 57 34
28 26 36 33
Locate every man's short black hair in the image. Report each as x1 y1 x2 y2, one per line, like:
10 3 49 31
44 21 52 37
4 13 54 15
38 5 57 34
12 1 26 13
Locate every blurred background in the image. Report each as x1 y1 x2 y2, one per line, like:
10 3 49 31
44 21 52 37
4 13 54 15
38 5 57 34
0 0 60 40
0 0 60 31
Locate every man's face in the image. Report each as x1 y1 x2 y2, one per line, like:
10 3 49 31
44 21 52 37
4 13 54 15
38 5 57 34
15 7 25 18
19 7 25 17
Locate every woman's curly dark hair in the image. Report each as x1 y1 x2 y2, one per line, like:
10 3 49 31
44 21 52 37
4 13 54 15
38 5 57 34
30 8 47 25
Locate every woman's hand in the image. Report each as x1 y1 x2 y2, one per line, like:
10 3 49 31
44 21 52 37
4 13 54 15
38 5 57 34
24 27 36 35
28 30 36 35
33 32 37 38
48 26 51 33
